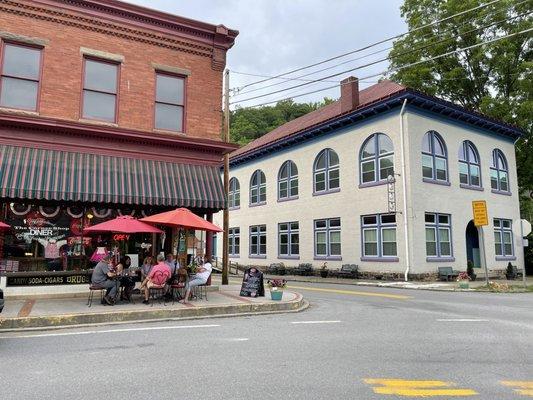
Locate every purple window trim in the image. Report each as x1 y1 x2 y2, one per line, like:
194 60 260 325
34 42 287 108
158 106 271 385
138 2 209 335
495 256 516 261
426 257 456 262
249 255 267 259
422 178 451 186
278 255 300 260
313 188 340 197
314 256 342 261
249 201 267 208
491 189 511 196
229 255 240 259
460 183 484 191
228 206 241 211
421 131 449 183
360 256 399 262
359 180 388 189
277 195 299 203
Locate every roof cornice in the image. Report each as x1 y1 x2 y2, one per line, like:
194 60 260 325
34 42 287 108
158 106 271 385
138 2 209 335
230 89 524 167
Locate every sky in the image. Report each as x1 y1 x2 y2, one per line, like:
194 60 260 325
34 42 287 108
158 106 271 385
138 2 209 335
128 0 406 108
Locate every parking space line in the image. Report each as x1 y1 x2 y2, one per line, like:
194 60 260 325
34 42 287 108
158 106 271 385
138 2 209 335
363 379 478 397
291 320 341 324
288 285 412 300
501 381 533 396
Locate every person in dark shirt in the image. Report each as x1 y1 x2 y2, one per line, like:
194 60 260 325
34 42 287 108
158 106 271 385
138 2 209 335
91 254 117 305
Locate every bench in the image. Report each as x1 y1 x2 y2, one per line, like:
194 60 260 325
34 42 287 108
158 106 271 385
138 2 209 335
336 264 359 279
293 263 313 276
438 266 459 281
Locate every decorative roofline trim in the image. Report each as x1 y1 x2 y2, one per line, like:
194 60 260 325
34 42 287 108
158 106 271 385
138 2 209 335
230 90 523 167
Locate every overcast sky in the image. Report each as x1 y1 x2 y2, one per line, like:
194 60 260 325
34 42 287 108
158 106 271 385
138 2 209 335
128 0 406 107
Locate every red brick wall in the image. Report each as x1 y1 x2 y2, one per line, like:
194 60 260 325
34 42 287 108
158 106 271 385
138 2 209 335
0 3 226 142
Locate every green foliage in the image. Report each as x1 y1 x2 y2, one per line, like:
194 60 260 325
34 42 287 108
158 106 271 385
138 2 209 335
230 98 335 146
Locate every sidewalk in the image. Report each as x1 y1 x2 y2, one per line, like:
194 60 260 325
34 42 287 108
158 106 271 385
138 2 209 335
262 274 533 292
0 285 307 331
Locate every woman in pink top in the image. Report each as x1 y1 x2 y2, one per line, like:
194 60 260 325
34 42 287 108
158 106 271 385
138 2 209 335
139 254 170 305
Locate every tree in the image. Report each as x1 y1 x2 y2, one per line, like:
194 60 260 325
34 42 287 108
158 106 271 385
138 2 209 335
230 98 334 146
388 0 532 196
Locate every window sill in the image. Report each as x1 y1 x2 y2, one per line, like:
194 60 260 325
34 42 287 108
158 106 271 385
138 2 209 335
359 180 388 189
460 183 483 191
249 202 266 208
423 178 450 186
491 189 511 196
278 196 299 203
426 257 455 262
229 255 240 259
313 188 340 197
314 256 342 261
79 118 118 128
0 107 39 117
278 255 300 260
249 255 267 259
228 206 240 211
360 256 399 262
153 128 186 136
495 256 516 261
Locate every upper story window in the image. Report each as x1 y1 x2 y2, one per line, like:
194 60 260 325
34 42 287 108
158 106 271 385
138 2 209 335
313 148 339 194
360 133 394 185
422 131 448 182
250 170 266 205
458 141 481 188
155 72 185 132
0 43 42 111
228 178 240 209
82 58 119 122
490 149 509 193
278 160 298 200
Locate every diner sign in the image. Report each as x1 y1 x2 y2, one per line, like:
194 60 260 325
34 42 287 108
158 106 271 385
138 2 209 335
239 267 265 297
6 272 91 286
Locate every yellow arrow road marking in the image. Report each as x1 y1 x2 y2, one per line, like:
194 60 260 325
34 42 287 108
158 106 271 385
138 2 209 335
501 381 533 396
288 285 412 300
364 379 478 397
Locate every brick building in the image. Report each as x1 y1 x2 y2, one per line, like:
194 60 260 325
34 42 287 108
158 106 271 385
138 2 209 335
0 0 238 275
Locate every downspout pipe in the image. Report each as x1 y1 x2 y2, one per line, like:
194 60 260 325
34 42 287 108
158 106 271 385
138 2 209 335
399 99 410 281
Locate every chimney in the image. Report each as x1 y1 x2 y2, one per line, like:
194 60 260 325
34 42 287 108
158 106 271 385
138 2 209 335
340 76 359 113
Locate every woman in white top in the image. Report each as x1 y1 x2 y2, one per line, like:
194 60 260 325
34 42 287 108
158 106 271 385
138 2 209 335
179 259 212 304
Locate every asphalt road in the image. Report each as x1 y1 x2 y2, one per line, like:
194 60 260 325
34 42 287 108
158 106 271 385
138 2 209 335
1 281 532 399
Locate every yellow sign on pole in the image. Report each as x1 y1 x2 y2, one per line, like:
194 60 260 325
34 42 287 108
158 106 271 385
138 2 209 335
472 200 488 226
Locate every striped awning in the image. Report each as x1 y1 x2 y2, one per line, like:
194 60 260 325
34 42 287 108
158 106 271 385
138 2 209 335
0 145 225 210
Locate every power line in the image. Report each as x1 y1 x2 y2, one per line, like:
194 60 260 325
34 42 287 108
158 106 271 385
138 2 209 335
230 10 532 105
231 0 531 98
233 0 504 91
229 71 341 84
236 27 533 109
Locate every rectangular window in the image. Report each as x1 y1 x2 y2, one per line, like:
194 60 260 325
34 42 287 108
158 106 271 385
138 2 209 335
422 154 433 179
155 72 185 132
314 218 341 258
278 222 299 257
229 228 240 256
435 158 447 181
494 218 513 257
361 160 375 183
362 213 397 258
249 225 266 256
459 162 469 184
0 43 42 111
82 58 118 122
425 212 452 258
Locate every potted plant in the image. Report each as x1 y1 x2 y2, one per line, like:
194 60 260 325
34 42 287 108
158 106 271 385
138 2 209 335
267 278 286 300
467 260 476 281
457 271 470 289
320 262 329 278
505 262 516 280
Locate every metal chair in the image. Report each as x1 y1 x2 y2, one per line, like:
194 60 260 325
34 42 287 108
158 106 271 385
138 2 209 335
87 284 105 307
148 271 167 306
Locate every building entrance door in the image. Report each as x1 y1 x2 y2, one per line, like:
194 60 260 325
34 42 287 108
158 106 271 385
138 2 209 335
465 220 481 268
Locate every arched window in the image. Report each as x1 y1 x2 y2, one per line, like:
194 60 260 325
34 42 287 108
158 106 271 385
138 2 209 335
228 177 240 208
490 149 509 192
360 133 394 184
422 131 448 182
313 149 340 193
458 141 481 187
249 170 266 205
278 160 298 200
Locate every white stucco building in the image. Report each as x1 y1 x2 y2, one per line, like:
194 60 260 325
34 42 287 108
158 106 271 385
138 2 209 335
214 77 525 278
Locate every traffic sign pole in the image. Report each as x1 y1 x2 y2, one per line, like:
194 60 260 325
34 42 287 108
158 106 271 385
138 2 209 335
472 201 489 285
477 226 489 285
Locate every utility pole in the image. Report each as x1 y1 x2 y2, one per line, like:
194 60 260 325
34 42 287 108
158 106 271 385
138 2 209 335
222 69 230 285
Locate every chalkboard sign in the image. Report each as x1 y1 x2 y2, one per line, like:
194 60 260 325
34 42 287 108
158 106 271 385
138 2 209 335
239 267 265 297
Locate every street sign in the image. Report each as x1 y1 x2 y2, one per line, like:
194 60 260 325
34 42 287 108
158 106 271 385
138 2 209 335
472 200 488 226
521 219 532 237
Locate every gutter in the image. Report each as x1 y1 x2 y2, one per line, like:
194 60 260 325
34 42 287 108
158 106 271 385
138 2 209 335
399 99 410 281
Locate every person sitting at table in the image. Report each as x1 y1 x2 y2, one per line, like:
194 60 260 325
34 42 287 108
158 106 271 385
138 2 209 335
165 253 178 275
139 254 171 305
179 258 212 304
141 256 154 281
116 256 135 302
91 254 117 305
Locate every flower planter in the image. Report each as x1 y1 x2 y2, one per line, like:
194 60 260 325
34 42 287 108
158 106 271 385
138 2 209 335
458 281 469 289
270 289 283 301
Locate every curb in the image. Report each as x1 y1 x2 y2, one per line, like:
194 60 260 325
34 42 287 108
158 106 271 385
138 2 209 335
0 292 307 332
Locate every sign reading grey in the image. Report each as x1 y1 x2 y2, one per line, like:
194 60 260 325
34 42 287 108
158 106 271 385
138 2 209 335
239 267 265 297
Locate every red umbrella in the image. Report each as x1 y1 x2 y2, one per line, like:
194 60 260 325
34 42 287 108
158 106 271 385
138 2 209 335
0 221 11 231
140 208 222 232
83 216 164 234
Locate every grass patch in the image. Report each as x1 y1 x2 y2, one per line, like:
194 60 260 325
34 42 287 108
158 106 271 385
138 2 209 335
474 281 532 293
